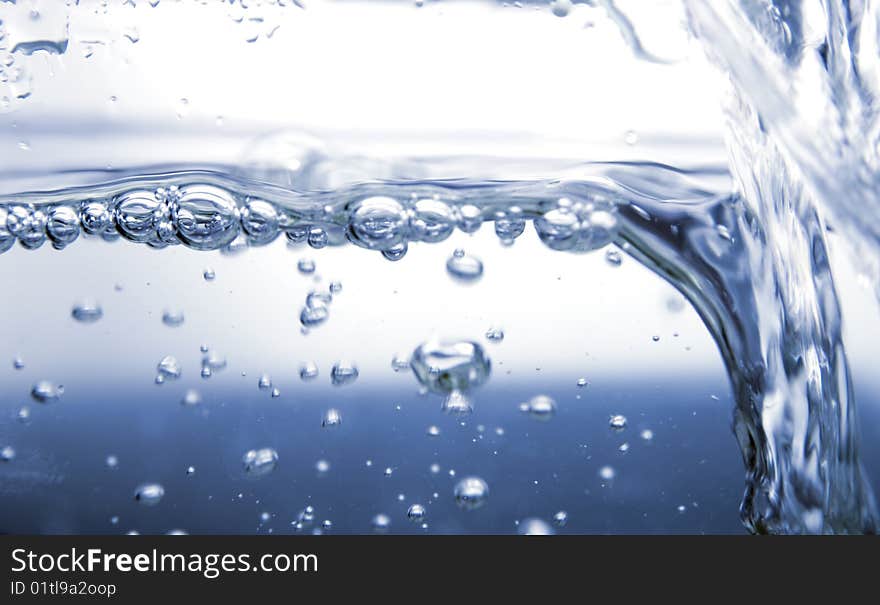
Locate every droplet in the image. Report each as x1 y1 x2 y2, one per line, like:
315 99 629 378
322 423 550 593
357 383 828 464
12 356 24 370
454 476 489 510
407 504 426 522
162 309 185 327
322 408 342 428
157 356 181 380
577 378 588 387
71 300 103 323
518 518 555 535
494 209 526 243
203 268 216 281
31 380 63 403
242 448 279 476
330 361 359 386
410 339 490 394
609 414 627 430
446 251 484 282
134 483 165 506
524 395 556 421
457 204 483 233
299 361 319 380
271 387 281 398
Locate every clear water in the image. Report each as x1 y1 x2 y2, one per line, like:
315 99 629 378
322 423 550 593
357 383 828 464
1 0 879 535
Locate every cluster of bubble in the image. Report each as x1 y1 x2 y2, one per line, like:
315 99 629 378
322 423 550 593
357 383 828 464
1 183 622 258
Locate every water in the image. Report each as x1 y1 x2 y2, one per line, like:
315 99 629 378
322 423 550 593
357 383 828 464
1 0 879 534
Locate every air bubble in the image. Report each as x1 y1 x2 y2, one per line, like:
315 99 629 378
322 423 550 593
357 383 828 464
31 380 63 403
71 300 103 323
411 339 490 394
297 258 316 274
524 395 556 421
407 504 426 522
609 414 627 430
330 361 359 386
134 483 165 506
157 356 181 380
446 251 484 282
242 448 279 476
518 518 555 535
322 408 342 427
454 476 489 510
299 361 319 380
162 310 185 327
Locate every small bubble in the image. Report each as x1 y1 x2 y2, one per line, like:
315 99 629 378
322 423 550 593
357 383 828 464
553 511 568 527
299 362 319 380
181 389 202 406
258 373 272 390
186 466 195 476
1 445 16 462
609 414 627 430
551 0 572 18
16 406 30 423
599 466 616 480
407 504 426 522
157 356 181 382
315 459 331 474
203 268 216 281
391 355 410 372
430 463 441 474
12 356 24 370
242 448 279 476
485 327 505 342
134 483 165 506
271 387 281 398
446 251 484 282
524 395 556 421
371 513 391 533
31 381 64 403
605 249 622 266
322 408 342 428
624 130 639 145
384 467 393 477
677 504 687 514
161 310 185 327
71 300 103 323
426 425 440 437
640 429 654 441
576 377 588 387
329 281 342 294
297 258 316 274
454 477 489 510
330 361 359 386
518 518 555 535
652 335 660 342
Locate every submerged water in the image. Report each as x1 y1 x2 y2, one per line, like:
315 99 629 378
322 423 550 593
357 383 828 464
1 0 879 534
